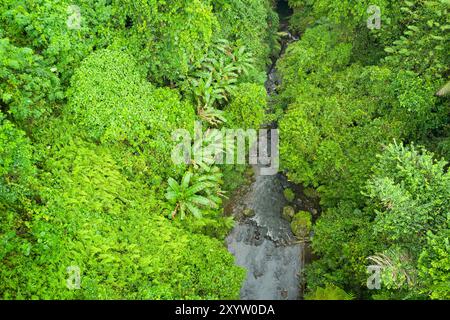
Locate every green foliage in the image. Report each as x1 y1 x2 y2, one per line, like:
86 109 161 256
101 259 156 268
0 113 35 205
0 38 62 125
222 164 249 192
283 188 295 202
288 0 391 27
7 0 449 302
305 284 354 300
65 49 195 178
418 229 450 300
224 83 267 130
308 143 450 299
364 143 449 298
166 168 224 220
383 0 449 78
279 63 400 205
287 1 449 78
368 247 418 296
307 201 375 292
181 39 255 125
366 143 449 248
197 107 227 127
277 25 353 92
276 0 450 301
212 0 279 82
278 18 446 206
0 0 115 84
1 141 245 299
290 211 312 238
0 113 36 265
114 0 217 84
287 0 315 34
0 0 279 301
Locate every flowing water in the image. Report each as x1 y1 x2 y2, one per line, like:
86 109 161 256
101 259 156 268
225 4 308 300
226 169 303 300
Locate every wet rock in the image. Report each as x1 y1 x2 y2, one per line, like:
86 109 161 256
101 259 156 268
243 208 256 218
282 206 295 222
290 211 312 239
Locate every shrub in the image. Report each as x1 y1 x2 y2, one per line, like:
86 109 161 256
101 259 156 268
0 113 36 265
165 168 224 220
308 143 450 299
0 0 115 84
114 0 217 84
418 230 450 300
366 143 449 249
0 141 245 299
0 38 62 125
65 49 195 179
307 202 375 293
0 113 35 205
212 0 279 81
224 83 266 130
283 188 295 202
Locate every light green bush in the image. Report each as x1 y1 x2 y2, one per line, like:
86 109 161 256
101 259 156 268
224 83 267 130
0 141 245 299
305 284 354 300
65 49 195 178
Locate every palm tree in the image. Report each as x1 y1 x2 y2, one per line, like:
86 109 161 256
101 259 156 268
165 169 223 219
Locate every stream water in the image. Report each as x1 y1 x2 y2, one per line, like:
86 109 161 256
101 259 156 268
226 170 303 300
225 3 308 300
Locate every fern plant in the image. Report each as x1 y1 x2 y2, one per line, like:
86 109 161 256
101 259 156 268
165 168 224 220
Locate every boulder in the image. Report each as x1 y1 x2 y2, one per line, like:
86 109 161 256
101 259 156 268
282 206 295 222
243 208 256 217
290 211 312 238
303 187 320 199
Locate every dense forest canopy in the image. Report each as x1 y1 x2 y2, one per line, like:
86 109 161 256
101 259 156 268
0 0 449 300
280 0 449 300
0 0 280 299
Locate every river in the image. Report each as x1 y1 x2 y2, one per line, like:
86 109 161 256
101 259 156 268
225 2 310 300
